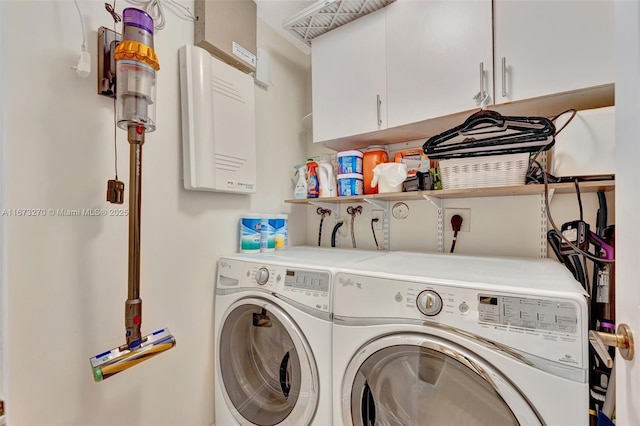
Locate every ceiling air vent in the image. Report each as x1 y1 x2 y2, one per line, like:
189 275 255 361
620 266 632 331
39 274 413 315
284 0 395 45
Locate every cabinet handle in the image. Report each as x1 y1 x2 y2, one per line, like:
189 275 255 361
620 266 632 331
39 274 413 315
479 62 484 94
501 57 507 98
376 94 382 127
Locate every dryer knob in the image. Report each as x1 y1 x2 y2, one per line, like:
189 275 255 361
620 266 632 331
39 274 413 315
417 290 443 316
256 267 270 285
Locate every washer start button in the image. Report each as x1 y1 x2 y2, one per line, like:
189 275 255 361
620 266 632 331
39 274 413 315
459 302 470 313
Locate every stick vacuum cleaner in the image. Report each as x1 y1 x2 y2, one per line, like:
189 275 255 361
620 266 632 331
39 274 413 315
90 8 175 382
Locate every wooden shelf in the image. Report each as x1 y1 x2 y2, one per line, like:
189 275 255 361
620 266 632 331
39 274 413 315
285 180 615 204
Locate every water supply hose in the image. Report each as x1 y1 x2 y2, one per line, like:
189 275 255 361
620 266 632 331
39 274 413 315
347 205 362 248
371 218 380 250
316 208 331 246
331 220 344 247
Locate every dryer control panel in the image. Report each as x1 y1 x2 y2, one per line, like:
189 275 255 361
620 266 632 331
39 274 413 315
334 272 587 369
478 295 578 334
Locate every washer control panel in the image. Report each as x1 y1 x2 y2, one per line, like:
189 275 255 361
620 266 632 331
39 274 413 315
284 269 330 292
217 258 333 313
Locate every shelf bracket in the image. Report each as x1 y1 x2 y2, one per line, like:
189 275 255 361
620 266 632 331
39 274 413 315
363 198 388 210
539 188 555 258
422 194 443 210
423 195 444 253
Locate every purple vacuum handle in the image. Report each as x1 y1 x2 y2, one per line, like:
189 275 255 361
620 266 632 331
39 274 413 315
590 232 614 260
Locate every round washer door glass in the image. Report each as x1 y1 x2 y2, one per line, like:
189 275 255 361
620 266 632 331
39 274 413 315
346 335 541 425
219 300 319 426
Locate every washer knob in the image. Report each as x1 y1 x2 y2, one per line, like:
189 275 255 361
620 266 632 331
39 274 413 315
256 267 269 285
417 290 443 316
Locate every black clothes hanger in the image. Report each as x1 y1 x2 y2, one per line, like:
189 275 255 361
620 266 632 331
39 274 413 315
423 110 556 159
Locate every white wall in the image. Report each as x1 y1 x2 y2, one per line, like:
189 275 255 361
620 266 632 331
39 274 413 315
0 1 310 424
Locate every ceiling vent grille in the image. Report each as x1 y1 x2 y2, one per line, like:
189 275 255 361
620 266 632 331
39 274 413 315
283 0 395 45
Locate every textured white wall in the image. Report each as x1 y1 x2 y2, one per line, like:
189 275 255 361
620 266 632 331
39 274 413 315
0 1 310 424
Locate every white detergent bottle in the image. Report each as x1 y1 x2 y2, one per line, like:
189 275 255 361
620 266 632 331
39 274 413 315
318 161 337 197
293 164 308 198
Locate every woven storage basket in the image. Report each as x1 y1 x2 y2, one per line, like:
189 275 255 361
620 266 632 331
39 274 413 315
439 153 530 190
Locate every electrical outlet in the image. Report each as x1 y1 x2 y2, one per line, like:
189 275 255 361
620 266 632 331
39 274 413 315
371 210 384 230
444 208 471 232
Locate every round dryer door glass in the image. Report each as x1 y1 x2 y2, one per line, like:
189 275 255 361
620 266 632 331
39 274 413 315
219 300 319 426
348 340 530 425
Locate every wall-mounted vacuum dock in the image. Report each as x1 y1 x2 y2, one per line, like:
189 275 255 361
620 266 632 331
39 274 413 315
90 7 175 382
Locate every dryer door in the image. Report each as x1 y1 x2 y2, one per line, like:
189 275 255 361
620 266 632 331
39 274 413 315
342 333 542 426
218 297 319 426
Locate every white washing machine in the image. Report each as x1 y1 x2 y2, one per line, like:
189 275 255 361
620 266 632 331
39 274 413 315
332 251 589 426
214 247 384 426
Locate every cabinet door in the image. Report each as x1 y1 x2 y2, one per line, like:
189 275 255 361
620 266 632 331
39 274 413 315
386 0 493 129
494 0 613 103
311 8 387 143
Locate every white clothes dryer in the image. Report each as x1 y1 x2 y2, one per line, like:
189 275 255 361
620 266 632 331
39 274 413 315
332 251 589 426
214 247 384 426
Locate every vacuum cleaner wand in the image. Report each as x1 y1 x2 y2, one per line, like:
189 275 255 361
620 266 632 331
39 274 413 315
90 8 174 382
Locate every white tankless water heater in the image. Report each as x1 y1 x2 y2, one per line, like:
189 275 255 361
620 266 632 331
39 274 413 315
178 44 256 194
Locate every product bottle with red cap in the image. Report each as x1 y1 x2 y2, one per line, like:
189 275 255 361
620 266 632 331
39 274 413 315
307 160 319 198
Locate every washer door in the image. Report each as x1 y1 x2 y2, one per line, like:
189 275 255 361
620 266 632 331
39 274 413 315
343 333 542 426
218 297 319 426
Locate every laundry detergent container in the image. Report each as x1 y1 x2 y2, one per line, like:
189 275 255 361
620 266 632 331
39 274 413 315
337 150 363 174
337 173 364 196
363 146 388 194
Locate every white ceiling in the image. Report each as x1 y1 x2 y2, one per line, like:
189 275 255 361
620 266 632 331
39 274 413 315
255 0 316 54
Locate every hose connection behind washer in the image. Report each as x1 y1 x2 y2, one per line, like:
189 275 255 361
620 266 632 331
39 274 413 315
347 205 363 248
331 219 345 248
316 207 331 246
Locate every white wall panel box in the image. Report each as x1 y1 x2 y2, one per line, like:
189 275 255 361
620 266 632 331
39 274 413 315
194 0 257 74
179 45 257 194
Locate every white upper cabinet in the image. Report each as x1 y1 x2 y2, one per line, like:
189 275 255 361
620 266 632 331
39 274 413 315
386 0 493 129
311 8 387 143
494 0 614 103
311 0 614 147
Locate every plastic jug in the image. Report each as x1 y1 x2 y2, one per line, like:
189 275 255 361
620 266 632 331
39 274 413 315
317 161 337 198
293 164 307 199
363 146 389 195
306 161 319 198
